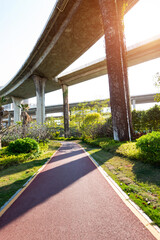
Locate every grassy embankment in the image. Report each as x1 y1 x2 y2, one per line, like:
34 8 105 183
0 141 61 208
80 138 160 227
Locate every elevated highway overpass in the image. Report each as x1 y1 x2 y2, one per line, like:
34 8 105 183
6 93 158 119
58 35 160 85
1 0 159 140
0 0 138 101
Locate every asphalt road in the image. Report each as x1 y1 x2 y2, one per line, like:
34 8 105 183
0 142 156 240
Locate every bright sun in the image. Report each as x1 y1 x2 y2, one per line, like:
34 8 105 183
124 0 160 47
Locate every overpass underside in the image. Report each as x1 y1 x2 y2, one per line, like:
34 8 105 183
1 0 140 141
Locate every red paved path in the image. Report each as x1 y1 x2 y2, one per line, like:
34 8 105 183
0 142 156 240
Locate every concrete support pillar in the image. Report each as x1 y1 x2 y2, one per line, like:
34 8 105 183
8 114 11 126
32 75 46 124
132 99 136 110
62 84 70 138
12 97 22 123
98 0 133 141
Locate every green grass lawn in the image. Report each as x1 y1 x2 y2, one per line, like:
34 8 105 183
0 141 61 208
80 141 160 227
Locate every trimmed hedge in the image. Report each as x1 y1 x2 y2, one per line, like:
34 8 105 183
136 132 160 163
8 138 39 154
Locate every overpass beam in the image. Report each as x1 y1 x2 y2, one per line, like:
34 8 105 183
99 0 133 141
33 75 46 124
11 97 22 123
62 84 70 138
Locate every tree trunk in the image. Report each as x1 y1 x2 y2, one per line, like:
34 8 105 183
0 133 2 149
98 0 133 141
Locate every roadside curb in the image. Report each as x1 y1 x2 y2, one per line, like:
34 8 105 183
79 144 160 240
0 147 60 218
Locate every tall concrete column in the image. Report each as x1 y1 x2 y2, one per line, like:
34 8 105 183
62 84 70 138
8 113 11 126
12 97 22 123
132 99 136 110
32 75 46 124
98 0 133 141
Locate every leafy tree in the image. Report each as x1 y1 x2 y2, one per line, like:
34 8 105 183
90 99 109 114
146 105 160 131
71 99 109 131
132 110 147 132
71 102 90 129
81 113 104 139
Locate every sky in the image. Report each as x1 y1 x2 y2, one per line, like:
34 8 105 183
0 0 160 110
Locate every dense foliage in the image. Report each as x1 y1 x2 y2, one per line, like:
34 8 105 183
8 138 39 154
132 105 160 132
81 113 104 139
136 132 160 163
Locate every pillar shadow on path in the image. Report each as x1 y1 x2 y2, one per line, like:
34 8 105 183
49 149 85 162
0 149 84 178
0 150 96 229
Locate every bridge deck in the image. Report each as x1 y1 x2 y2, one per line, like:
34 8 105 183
0 142 156 239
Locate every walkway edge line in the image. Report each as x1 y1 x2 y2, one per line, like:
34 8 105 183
0 146 61 218
79 144 160 240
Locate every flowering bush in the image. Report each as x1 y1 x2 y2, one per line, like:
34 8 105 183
2 123 23 146
2 122 50 146
26 122 49 142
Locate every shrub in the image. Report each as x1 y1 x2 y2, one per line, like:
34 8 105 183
117 142 142 160
8 138 39 154
81 113 104 139
0 153 32 170
136 132 160 163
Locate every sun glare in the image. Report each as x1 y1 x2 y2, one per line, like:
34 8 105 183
124 0 160 46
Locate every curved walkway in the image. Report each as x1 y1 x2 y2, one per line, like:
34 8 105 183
0 142 157 239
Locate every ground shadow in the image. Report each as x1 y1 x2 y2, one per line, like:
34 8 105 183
86 145 160 187
51 149 85 162
0 146 83 178
132 161 160 186
0 158 49 178
0 146 96 229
